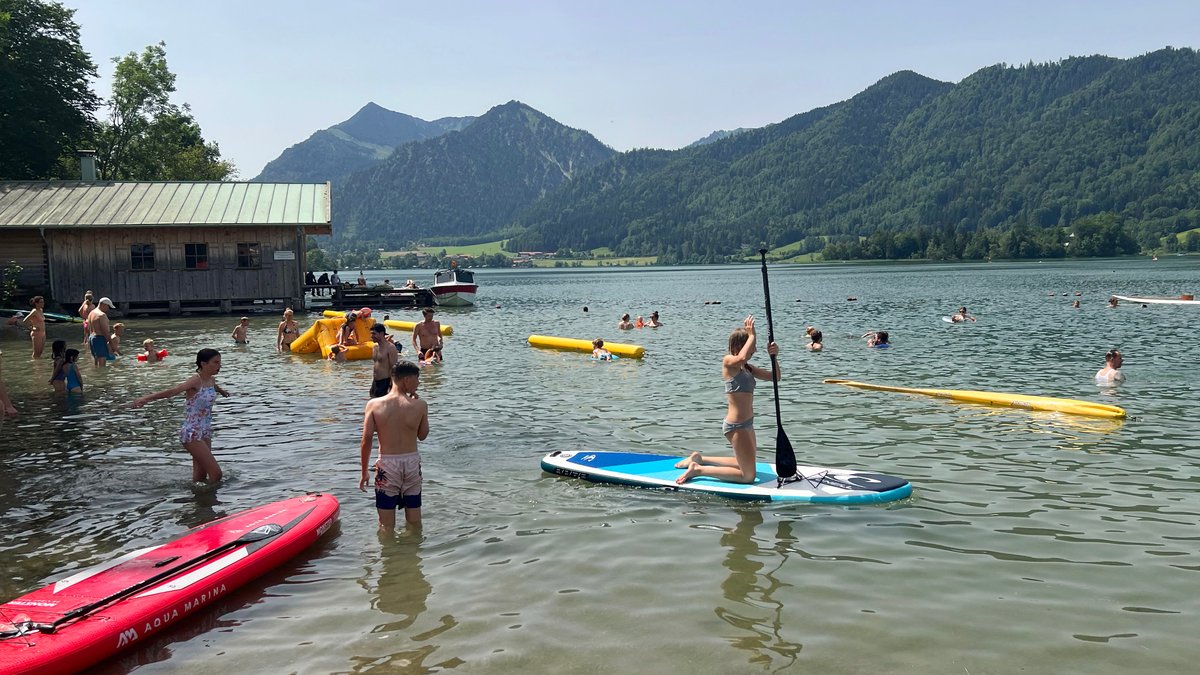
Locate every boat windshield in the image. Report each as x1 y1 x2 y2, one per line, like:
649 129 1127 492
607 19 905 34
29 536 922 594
436 269 474 284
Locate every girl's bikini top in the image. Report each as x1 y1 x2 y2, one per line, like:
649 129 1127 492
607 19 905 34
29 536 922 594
725 367 756 393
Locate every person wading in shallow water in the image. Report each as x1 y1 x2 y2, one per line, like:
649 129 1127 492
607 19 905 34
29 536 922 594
131 349 231 483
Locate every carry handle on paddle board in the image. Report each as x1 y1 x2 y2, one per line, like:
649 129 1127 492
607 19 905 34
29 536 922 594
759 249 797 480
36 523 284 634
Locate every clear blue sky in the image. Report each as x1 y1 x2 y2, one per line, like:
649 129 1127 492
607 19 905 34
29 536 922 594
72 0 1200 178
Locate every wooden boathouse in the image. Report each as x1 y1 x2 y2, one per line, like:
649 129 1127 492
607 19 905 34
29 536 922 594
0 180 331 315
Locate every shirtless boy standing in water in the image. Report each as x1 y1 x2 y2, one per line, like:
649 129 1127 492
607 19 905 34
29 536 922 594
359 361 429 530
369 323 399 398
411 308 443 362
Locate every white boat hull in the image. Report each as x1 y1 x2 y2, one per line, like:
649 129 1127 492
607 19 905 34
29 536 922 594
1113 295 1199 306
432 286 477 306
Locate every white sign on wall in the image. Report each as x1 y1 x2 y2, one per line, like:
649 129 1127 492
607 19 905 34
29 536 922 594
273 250 296 261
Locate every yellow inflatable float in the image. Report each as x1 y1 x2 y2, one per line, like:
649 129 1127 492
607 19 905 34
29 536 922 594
383 319 453 336
291 315 377 360
322 310 453 336
528 335 645 359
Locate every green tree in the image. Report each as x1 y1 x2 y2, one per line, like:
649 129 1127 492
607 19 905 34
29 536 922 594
95 42 235 180
306 248 330 271
0 261 23 304
0 0 98 179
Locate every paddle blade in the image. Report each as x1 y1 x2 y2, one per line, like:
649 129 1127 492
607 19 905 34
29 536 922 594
775 427 797 479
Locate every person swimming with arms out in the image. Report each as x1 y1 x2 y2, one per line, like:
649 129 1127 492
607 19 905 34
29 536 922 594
675 315 780 484
1095 349 1125 385
592 338 613 360
951 306 976 323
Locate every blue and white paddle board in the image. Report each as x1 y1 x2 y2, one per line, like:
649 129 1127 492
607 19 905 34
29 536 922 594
541 451 912 504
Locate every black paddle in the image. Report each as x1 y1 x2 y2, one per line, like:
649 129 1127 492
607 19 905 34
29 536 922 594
759 249 797 480
30 523 284 635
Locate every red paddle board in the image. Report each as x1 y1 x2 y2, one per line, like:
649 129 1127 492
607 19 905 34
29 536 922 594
0 493 339 675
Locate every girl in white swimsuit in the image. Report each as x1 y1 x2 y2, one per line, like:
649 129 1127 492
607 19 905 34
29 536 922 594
132 348 230 483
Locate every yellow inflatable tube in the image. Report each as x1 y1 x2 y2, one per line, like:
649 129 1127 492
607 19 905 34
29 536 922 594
823 379 1126 419
322 310 454 336
528 335 645 359
291 316 376 360
384 319 453 336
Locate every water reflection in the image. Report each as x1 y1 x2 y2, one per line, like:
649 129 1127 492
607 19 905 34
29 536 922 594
350 532 456 673
715 508 802 670
171 484 228 529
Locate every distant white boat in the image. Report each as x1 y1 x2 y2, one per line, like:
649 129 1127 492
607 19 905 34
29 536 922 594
1113 294 1198 306
431 266 478 306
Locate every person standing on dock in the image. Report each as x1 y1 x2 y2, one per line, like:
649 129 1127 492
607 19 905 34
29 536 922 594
330 270 342 288
412 308 444 362
316 272 329 296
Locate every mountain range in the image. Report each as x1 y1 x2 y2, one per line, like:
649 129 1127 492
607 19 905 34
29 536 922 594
254 47 1200 260
253 103 474 183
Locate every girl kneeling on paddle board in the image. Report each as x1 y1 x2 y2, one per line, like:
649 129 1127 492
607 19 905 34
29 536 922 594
676 315 779 484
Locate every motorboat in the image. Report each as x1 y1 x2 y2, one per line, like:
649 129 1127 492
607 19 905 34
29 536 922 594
431 266 478 306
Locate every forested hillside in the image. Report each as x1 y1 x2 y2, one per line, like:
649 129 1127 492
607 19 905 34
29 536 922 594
335 101 616 244
253 102 474 182
506 48 1200 262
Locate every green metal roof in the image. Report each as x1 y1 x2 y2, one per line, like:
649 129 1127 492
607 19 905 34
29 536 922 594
0 181 331 229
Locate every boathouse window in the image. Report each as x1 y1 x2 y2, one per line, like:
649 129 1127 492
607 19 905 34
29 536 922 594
130 243 156 271
237 242 261 269
184 243 209 270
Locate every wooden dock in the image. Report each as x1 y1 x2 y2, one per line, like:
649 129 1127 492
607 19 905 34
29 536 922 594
305 285 436 310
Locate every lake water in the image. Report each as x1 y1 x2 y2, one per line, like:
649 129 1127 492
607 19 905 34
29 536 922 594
1 258 1197 673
